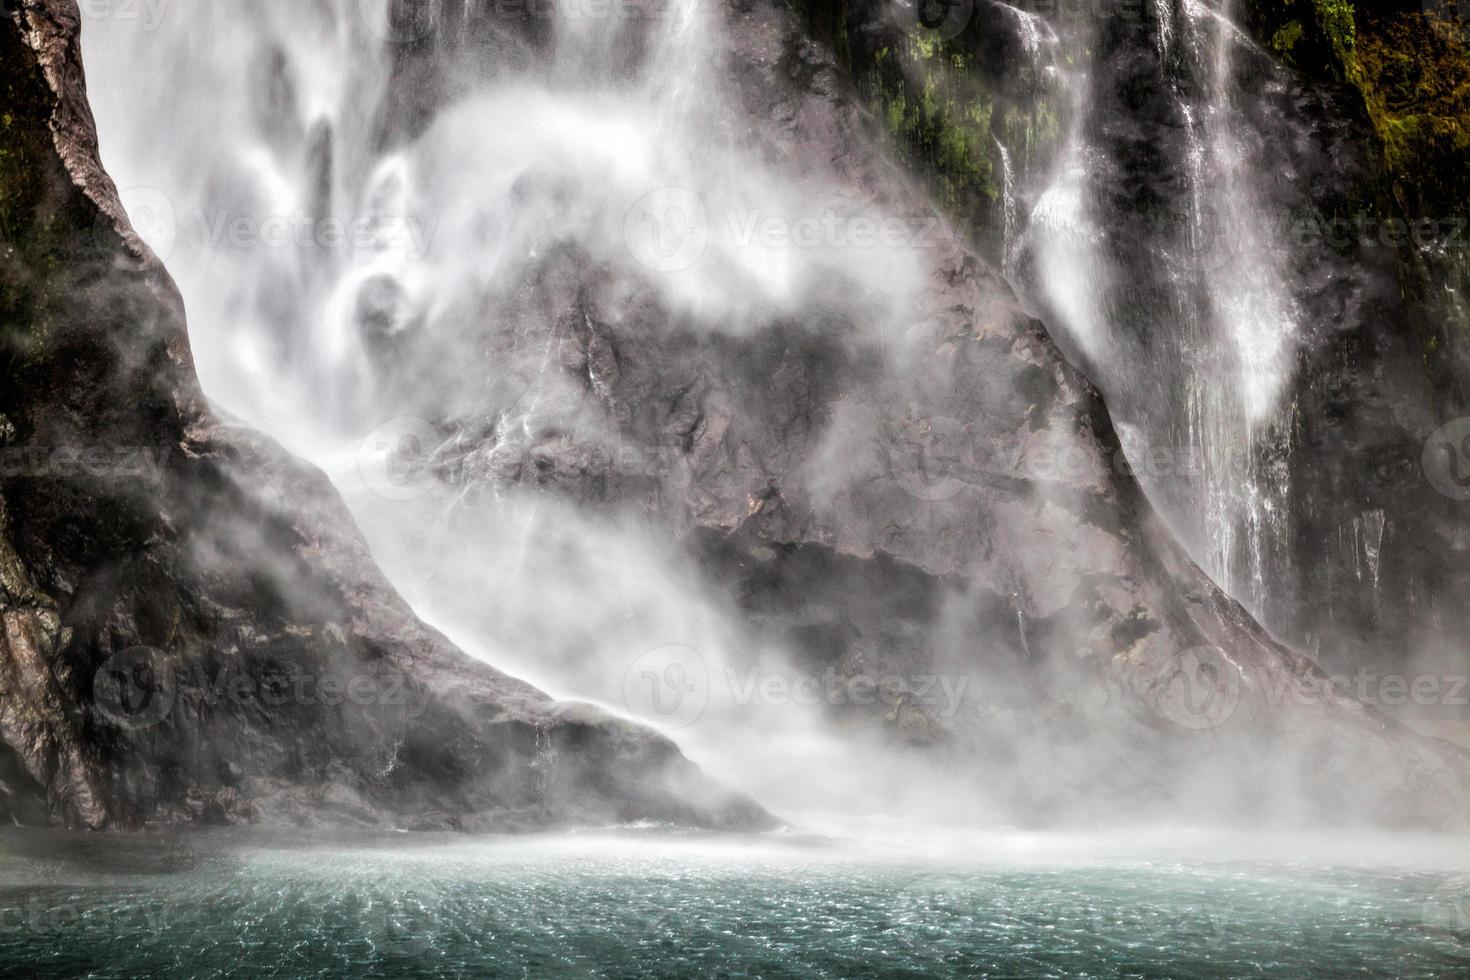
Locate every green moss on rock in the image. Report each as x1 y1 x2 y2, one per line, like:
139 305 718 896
791 0 1067 263
1246 3 1469 209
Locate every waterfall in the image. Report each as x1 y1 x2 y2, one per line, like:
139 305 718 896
1152 0 1177 62
992 1 1054 63
994 137 1018 278
1019 0 1298 624
82 0 959 831
81 0 395 444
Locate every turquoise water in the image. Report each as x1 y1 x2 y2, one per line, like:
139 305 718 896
0 830 1465 978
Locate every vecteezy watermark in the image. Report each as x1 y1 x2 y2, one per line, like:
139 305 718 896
0 896 171 940
1005 439 1260 484
196 210 437 258
362 898 436 958
894 0 974 42
357 0 440 43
724 666 971 716
889 872 1239 955
622 190 957 275
1151 644 1470 731
1423 417 1470 501
880 414 1277 503
114 186 179 262
884 414 981 502
357 418 694 502
624 188 709 273
1265 669 1469 710
1151 646 1243 731
1003 0 1153 25
93 646 177 730
1289 213 1470 254
1423 881 1470 944
91 646 435 731
487 0 699 26
108 187 436 263
723 209 953 253
0 446 163 479
357 0 697 44
357 416 441 502
620 646 973 729
77 0 171 30
622 645 709 729
586 440 694 489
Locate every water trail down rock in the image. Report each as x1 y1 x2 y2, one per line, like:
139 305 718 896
1017 0 1299 625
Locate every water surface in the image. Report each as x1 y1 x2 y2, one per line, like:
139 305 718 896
0 829 1465 978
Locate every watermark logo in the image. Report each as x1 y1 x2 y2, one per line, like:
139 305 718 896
358 0 441 43
624 188 709 274
0 446 163 480
888 871 970 953
93 646 177 730
363 898 436 957
622 645 708 729
1150 200 1237 277
1423 418 1470 501
895 0 974 42
93 645 436 730
888 872 1239 955
0 897 170 939
358 416 440 501
115 186 178 262
602 441 693 489
78 0 172 30
1291 213 1469 254
1152 645 1241 731
196 209 436 257
724 665 970 716
1424 889 1470 929
622 193 957 274
886 414 979 502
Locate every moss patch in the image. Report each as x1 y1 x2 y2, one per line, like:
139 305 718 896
0 15 75 404
791 0 1067 263
1246 2 1470 210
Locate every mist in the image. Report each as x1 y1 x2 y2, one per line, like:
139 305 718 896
75 0 1470 842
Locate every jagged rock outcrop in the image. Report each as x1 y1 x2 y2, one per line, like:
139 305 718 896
0 0 770 831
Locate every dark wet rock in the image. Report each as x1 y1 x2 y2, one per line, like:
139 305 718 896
0 0 770 832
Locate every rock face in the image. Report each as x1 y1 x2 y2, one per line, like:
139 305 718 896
1231 0 1470 713
0 0 770 831
5 0 1469 832
816 0 1470 714
328 0 1470 826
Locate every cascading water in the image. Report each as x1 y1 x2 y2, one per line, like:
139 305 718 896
82 0 975 831
994 136 1018 277
1017 0 1298 626
16 1 1470 972
82 0 396 441
78 0 1446 834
